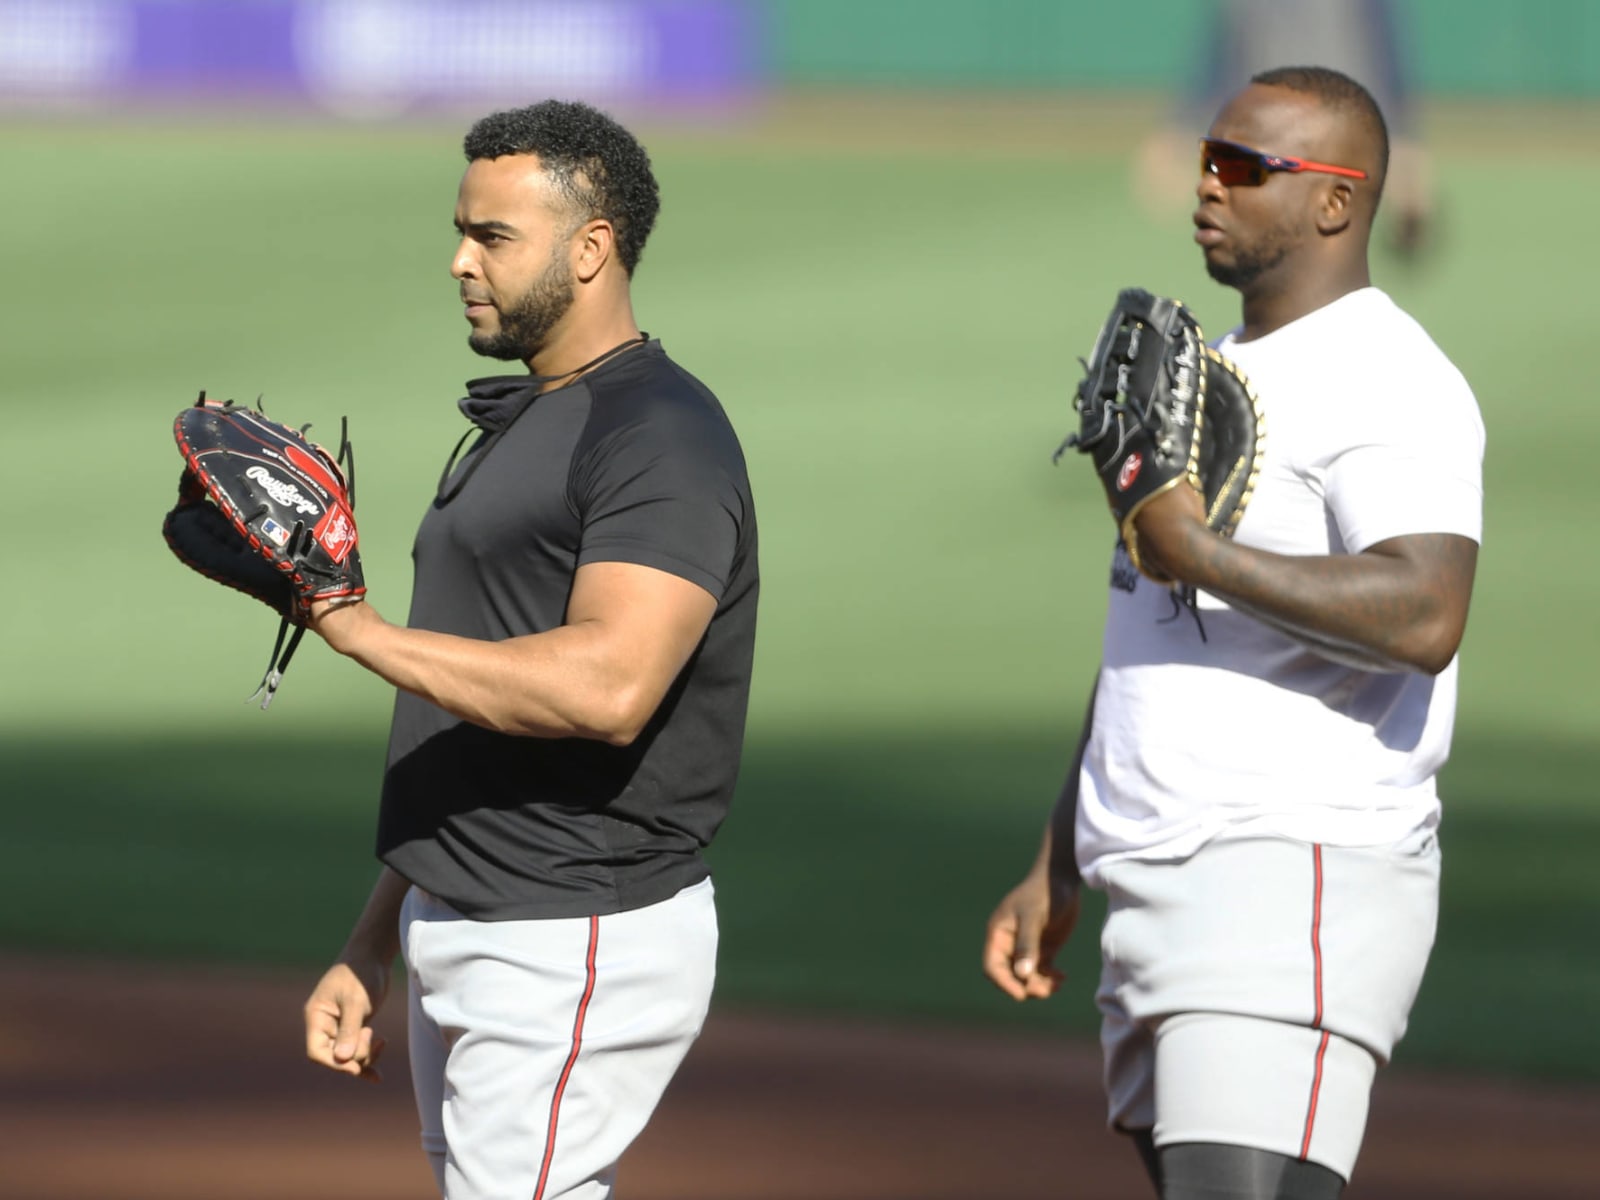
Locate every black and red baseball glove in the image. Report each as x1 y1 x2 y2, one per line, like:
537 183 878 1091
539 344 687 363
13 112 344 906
163 393 364 707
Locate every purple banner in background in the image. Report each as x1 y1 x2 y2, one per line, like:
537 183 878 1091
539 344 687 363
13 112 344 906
0 0 762 112
130 1 299 92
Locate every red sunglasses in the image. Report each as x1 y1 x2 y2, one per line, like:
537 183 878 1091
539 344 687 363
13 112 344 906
1200 137 1368 187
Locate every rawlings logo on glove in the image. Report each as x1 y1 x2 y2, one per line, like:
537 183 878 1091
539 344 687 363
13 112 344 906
243 466 322 517
163 392 364 707
1058 288 1265 583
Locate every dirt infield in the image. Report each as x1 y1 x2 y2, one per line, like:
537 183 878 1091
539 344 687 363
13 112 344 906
2 954 1596 1199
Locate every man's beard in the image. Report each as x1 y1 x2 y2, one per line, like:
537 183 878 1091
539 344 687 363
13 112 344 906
1204 235 1289 291
469 255 575 361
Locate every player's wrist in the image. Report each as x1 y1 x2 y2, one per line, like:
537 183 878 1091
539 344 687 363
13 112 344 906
1131 485 1209 581
1047 856 1082 899
309 594 378 653
338 938 398 974
338 915 401 968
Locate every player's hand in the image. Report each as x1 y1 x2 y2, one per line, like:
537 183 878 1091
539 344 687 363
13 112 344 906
304 954 392 1082
982 868 1081 1002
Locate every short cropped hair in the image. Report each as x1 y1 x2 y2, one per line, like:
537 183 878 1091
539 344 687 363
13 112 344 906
1251 65 1390 202
463 100 660 276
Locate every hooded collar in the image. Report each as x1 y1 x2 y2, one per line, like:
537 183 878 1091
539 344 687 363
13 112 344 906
456 335 656 431
457 375 540 432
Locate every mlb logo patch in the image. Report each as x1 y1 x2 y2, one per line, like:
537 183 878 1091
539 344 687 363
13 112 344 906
260 517 292 548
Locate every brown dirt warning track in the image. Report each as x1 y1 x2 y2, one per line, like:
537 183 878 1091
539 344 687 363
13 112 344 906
2 954 1597 1199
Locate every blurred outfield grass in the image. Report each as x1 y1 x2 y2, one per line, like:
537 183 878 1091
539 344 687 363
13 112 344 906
1 94 1596 1081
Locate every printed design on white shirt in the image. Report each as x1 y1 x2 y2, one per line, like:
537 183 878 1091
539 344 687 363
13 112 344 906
1108 537 1208 641
1110 538 1139 594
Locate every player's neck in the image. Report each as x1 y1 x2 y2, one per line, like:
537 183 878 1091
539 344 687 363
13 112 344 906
526 309 644 390
1237 261 1370 341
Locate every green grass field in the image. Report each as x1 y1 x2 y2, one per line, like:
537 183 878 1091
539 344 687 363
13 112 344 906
2 96 1596 1082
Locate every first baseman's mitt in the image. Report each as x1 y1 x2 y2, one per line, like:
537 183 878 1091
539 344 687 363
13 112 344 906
1056 288 1264 582
163 393 364 707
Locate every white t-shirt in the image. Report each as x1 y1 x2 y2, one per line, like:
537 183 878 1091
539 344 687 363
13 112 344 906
1076 288 1485 887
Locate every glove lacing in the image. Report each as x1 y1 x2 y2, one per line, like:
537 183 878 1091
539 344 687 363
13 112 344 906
247 417 356 711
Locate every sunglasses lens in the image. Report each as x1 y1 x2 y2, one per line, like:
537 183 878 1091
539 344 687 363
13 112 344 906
1202 143 1267 187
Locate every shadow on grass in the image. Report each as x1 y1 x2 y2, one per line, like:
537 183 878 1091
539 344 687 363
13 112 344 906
0 725 1594 1080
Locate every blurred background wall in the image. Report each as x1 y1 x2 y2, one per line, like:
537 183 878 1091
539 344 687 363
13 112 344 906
3 0 1599 112
770 0 1600 96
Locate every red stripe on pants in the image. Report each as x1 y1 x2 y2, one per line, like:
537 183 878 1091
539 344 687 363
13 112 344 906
533 915 601 1200
1299 844 1326 1160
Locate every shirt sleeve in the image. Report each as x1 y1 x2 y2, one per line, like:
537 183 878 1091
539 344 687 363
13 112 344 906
1324 372 1485 553
569 397 748 601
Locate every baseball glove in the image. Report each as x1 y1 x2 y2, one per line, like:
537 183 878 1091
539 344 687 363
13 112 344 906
163 392 364 707
1056 288 1264 582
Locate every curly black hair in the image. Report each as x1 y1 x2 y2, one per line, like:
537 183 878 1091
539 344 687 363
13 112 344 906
463 100 660 276
1251 65 1390 204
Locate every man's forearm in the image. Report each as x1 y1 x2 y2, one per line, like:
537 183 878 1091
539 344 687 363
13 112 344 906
341 867 410 965
315 602 642 742
1045 675 1099 888
1178 533 1471 674
1136 489 1475 675
310 561 718 745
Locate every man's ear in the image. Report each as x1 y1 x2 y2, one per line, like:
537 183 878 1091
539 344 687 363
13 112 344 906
1315 181 1356 236
573 218 615 282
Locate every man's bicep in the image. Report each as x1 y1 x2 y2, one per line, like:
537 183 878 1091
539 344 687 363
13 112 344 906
1363 532 1479 612
568 560 719 681
1361 532 1479 665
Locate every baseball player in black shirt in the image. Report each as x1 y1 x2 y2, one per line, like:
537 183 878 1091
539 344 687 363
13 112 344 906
301 100 758 1200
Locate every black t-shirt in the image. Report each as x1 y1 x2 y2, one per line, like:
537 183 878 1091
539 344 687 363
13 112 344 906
376 340 759 919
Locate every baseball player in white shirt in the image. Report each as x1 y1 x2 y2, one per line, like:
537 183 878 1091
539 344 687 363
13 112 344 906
983 66 1483 1200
